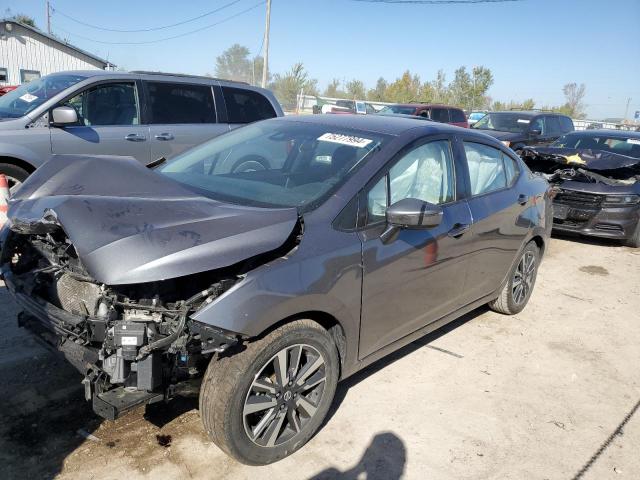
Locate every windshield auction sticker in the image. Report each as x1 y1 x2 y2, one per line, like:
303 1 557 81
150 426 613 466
318 133 373 148
517 119 530 124
19 93 38 103
626 138 640 145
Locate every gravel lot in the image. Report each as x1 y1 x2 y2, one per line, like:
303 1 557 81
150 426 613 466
1 235 638 480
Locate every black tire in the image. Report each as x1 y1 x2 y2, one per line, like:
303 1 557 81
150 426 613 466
199 320 339 465
489 241 540 315
0 163 30 191
624 222 640 248
231 155 268 173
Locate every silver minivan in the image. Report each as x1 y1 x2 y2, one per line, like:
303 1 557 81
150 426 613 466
0 70 283 189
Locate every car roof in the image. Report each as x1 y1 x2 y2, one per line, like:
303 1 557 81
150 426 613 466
564 129 640 139
46 70 252 87
387 103 463 110
276 113 485 137
489 110 569 118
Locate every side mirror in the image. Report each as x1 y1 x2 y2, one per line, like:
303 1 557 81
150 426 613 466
381 198 443 243
50 106 78 126
529 128 542 137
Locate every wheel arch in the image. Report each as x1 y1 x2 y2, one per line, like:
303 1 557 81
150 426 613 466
0 155 37 175
248 310 348 377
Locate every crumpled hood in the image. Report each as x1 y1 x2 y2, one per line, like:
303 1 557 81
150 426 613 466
521 146 640 172
7 155 299 285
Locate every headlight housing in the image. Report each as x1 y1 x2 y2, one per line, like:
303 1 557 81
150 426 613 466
603 194 640 206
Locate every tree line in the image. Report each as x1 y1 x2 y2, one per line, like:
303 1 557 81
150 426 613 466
215 44 587 118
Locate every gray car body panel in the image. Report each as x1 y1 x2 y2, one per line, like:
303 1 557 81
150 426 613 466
7 154 298 285
0 70 283 170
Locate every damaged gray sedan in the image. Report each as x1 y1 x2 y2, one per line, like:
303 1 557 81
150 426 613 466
0 115 551 464
521 129 640 247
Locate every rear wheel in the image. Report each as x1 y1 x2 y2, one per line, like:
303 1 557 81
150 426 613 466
489 241 540 315
0 163 29 193
199 320 339 465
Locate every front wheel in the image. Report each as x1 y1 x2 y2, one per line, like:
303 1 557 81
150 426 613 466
624 221 640 248
489 241 540 315
199 320 339 465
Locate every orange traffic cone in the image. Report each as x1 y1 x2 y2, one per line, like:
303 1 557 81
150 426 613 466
0 174 9 228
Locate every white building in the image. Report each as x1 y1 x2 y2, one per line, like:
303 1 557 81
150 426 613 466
0 20 112 86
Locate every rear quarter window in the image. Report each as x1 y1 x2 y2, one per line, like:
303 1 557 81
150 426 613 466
560 116 574 132
222 87 277 124
430 108 450 123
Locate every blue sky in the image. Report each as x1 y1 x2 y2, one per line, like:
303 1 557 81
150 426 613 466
3 0 639 119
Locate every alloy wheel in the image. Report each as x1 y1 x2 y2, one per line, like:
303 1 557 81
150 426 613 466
512 251 536 305
243 344 327 448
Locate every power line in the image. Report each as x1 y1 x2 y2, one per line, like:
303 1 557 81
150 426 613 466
350 0 523 4
52 1 266 45
51 0 243 33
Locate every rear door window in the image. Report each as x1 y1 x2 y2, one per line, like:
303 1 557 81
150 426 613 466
430 108 450 123
222 87 277 124
463 142 508 195
449 108 466 123
146 82 216 124
559 116 574 133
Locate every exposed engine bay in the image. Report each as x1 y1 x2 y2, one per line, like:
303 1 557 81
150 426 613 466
521 147 640 186
0 228 244 420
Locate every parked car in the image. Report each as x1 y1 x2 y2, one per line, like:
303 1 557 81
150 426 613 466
0 70 283 190
320 99 377 114
521 129 640 247
378 103 469 128
472 111 574 154
0 85 17 96
1 114 551 465
468 111 487 126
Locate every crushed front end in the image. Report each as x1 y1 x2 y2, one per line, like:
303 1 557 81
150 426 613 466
521 148 640 240
0 226 241 420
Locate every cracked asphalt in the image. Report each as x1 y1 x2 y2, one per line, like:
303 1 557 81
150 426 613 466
1 235 639 480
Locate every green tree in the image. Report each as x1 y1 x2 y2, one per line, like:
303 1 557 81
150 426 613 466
324 79 346 98
448 67 472 107
271 62 318 111
469 66 494 111
560 83 587 118
214 44 252 84
3 9 36 27
367 77 388 102
345 79 366 100
429 70 448 104
385 71 421 103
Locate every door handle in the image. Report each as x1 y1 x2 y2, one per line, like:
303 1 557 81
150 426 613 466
125 133 146 142
518 194 529 205
447 223 470 238
154 133 174 141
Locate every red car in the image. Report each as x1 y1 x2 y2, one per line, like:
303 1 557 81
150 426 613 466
379 103 469 128
0 86 17 96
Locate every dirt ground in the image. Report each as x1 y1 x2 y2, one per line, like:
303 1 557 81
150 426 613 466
1 234 639 480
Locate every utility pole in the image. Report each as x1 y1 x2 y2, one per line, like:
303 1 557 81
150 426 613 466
46 0 51 34
624 97 631 121
261 0 271 88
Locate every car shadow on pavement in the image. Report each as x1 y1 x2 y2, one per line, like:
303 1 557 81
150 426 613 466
322 307 482 429
308 432 406 480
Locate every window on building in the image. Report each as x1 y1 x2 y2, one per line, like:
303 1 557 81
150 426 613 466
0 68 8 83
20 70 41 83
146 82 216 124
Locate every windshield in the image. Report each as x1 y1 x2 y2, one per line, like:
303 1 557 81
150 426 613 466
469 112 486 121
379 105 418 116
473 113 531 133
0 74 86 119
553 133 640 158
159 120 387 211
